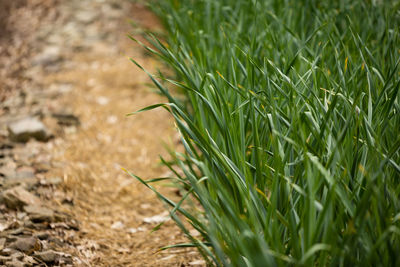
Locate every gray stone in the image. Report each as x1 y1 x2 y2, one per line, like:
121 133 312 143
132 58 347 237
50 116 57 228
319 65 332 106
0 237 5 249
24 205 54 223
7 117 50 143
0 248 15 256
2 186 41 209
9 237 41 254
2 177 38 191
14 167 35 179
7 227 24 236
33 250 57 263
52 112 80 126
0 221 9 232
31 46 61 67
3 167 36 189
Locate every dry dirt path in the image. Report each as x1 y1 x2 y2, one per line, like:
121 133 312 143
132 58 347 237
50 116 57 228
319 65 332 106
42 1 201 266
1 0 202 266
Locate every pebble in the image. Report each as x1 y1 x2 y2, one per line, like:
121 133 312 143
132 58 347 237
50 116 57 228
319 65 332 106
96 96 109 106
110 221 124 230
31 46 61 67
0 255 12 264
143 212 170 224
9 237 41 254
51 112 80 126
33 250 57 263
0 237 6 249
7 117 50 143
2 187 41 209
24 205 54 223
0 222 9 232
189 260 206 266
12 167 35 179
2 177 38 191
0 248 16 256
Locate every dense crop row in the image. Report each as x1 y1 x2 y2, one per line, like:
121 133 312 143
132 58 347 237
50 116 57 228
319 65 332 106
129 0 400 266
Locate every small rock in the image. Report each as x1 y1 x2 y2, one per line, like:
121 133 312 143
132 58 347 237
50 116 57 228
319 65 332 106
0 161 17 178
33 250 57 263
0 237 6 249
0 248 17 256
2 177 38 191
143 212 170 224
64 126 77 134
189 260 206 266
7 117 50 143
127 227 146 234
160 255 175 261
24 222 47 230
106 115 118 124
53 212 69 222
9 237 41 254
7 226 24 235
51 112 80 126
0 221 9 232
5 260 25 267
2 186 41 209
16 212 27 220
14 167 35 179
110 221 124 230
24 205 54 223
96 96 109 106
0 249 23 260
8 227 24 236
0 255 12 264
31 46 61 67
189 229 201 237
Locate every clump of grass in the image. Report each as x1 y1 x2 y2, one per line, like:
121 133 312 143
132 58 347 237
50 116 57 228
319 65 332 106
128 0 400 266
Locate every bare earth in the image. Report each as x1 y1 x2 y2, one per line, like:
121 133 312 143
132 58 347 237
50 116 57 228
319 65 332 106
0 0 202 266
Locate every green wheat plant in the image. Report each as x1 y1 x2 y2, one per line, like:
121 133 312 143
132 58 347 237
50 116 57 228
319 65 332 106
128 0 400 266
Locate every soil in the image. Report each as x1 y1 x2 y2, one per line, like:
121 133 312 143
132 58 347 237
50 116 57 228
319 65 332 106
0 0 203 266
